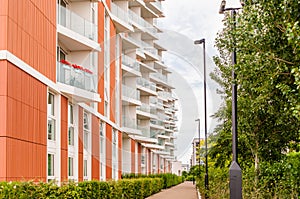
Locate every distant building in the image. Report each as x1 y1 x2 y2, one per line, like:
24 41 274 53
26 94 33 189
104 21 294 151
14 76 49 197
191 138 205 167
171 161 190 176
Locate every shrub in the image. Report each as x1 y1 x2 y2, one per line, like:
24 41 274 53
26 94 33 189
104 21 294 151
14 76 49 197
0 178 164 199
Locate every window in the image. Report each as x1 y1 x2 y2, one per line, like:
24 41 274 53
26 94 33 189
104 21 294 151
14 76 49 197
83 112 90 149
100 122 104 155
48 154 54 177
68 157 74 177
84 159 88 181
68 103 74 146
48 93 56 141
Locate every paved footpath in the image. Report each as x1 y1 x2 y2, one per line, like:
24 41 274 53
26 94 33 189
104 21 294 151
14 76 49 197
146 181 199 199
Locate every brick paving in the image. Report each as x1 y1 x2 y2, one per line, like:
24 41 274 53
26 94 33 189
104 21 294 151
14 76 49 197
146 181 199 199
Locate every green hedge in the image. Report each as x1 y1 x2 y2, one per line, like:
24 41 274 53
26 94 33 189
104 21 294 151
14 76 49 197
121 173 183 189
0 178 163 199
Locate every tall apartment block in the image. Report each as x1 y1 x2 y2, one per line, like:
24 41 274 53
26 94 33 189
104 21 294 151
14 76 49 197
0 0 177 182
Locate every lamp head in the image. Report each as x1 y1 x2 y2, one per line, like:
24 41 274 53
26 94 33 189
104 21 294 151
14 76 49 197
195 118 200 122
219 0 226 14
194 39 205 45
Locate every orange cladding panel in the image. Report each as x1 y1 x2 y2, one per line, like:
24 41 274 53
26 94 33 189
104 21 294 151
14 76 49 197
0 96 7 137
0 16 8 50
131 139 135 173
4 63 47 181
138 144 142 173
61 96 68 182
0 137 6 181
92 115 100 180
5 0 56 81
105 124 112 180
118 131 122 178
78 107 83 181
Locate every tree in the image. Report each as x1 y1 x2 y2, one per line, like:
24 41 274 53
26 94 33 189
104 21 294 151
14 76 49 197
210 0 300 180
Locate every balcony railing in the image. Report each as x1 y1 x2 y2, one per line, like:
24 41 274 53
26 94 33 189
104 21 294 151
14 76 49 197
150 119 164 126
150 73 168 83
111 3 130 25
137 125 150 136
157 91 172 99
128 9 157 36
152 1 163 11
137 77 156 91
57 61 97 92
122 85 140 100
137 102 150 113
57 4 98 41
122 116 137 129
122 55 140 72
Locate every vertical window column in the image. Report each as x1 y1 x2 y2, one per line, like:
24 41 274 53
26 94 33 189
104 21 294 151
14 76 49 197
47 92 60 182
83 111 91 181
68 103 78 181
99 122 106 181
112 129 118 180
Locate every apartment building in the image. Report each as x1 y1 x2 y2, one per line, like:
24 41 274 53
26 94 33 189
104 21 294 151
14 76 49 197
0 0 176 182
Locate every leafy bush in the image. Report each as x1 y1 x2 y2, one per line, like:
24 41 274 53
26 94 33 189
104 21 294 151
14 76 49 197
122 173 183 189
197 153 300 198
0 178 164 199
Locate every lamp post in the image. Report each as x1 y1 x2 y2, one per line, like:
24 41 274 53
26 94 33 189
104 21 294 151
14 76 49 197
195 119 201 174
194 38 208 198
219 0 244 198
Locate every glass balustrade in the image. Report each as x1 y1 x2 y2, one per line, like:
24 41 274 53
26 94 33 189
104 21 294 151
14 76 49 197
122 55 140 72
57 4 98 41
137 77 156 91
57 61 97 92
111 3 130 25
137 102 150 113
122 85 140 100
122 116 137 129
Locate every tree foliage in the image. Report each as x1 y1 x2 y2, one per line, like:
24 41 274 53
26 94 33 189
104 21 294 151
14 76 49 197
210 0 300 169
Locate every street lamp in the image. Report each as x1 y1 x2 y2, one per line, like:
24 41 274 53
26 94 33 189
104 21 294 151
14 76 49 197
219 0 244 198
194 38 208 198
195 119 201 172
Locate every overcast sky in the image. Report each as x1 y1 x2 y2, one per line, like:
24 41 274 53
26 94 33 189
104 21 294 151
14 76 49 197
158 0 234 163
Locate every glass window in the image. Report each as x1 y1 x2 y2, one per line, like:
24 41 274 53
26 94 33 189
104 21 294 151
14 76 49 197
84 130 89 149
48 93 54 116
100 122 104 155
68 157 74 177
83 112 89 130
84 159 88 178
48 118 56 140
68 104 74 146
48 154 54 176
68 127 74 146
47 92 56 141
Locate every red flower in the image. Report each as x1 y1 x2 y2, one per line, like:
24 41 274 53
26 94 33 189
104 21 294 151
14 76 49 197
84 68 93 74
60 59 71 66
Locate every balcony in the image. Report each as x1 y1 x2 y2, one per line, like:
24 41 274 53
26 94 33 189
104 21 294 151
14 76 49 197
57 61 97 92
57 4 99 51
147 1 164 17
150 119 164 130
137 77 156 91
122 85 141 105
137 125 150 137
122 55 141 76
122 116 142 135
128 9 157 39
137 102 150 113
111 3 133 33
150 73 172 88
137 102 152 119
